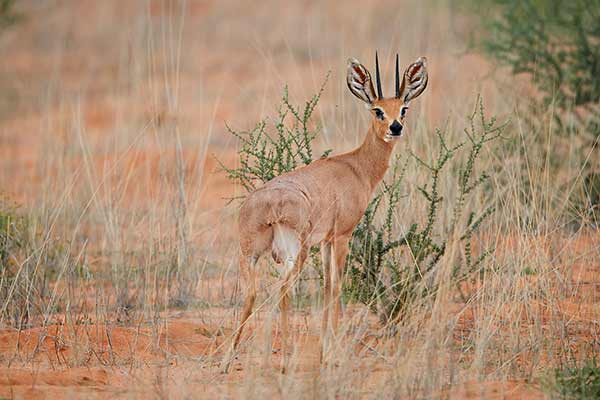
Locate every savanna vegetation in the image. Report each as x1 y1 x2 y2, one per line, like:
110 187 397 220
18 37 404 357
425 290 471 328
0 0 598 398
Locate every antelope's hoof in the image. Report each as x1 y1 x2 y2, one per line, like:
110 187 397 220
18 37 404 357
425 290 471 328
220 354 236 374
220 361 231 374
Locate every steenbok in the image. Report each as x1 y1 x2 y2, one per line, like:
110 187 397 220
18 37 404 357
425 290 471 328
222 53 428 373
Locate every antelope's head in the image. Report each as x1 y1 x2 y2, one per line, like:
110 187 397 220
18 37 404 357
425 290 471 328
347 53 428 143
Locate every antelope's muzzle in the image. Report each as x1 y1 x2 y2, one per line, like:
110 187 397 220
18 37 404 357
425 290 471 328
389 120 403 136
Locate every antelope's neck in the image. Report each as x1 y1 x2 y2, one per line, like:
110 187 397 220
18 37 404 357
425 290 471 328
353 125 395 190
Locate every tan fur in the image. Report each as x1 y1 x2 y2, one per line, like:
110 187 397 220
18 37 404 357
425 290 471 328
221 57 428 373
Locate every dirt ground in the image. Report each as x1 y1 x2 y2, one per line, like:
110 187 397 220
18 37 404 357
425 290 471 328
2 232 598 398
0 310 551 399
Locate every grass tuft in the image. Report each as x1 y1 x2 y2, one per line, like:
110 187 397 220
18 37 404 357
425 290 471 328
545 358 600 399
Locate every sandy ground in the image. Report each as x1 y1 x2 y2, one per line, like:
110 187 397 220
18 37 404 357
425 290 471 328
3 231 598 398
0 308 556 399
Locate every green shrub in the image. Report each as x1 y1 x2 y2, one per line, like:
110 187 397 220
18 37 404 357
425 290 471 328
346 99 503 323
545 358 600 399
0 196 33 326
0 196 63 328
0 0 18 31
218 76 330 196
475 0 599 112
467 0 600 225
0 197 23 267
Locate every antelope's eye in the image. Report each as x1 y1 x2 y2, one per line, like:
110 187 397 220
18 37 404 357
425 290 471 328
400 106 409 118
372 108 385 121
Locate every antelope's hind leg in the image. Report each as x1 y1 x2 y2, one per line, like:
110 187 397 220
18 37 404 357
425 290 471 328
279 245 308 373
221 254 258 373
273 224 308 373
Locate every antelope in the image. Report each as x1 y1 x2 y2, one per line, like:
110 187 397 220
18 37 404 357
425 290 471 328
222 53 428 373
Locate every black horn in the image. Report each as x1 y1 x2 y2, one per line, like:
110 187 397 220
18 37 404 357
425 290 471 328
375 51 383 99
395 54 400 98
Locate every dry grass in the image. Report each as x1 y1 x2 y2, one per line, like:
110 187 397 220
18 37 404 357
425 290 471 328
0 0 598 398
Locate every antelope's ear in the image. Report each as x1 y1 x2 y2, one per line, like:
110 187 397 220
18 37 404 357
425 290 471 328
398 57 428 103
347 59 377 104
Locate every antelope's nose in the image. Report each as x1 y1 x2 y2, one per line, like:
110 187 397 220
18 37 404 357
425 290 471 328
389 120 402 135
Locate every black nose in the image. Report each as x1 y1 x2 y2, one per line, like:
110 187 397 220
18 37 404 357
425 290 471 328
389 120 402 135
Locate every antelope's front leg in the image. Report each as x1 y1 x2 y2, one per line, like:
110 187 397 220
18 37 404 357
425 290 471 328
330 236 350 349
319 241 332 364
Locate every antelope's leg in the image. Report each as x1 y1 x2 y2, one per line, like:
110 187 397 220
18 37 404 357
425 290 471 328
331 237 349 341
319 241 332 363
221 255 257 373
279 245 308 373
